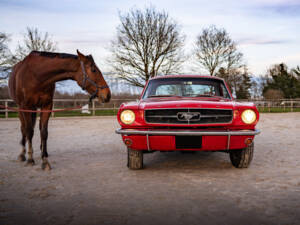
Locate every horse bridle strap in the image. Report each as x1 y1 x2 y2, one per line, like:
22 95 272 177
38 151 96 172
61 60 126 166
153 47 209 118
80 61 109 102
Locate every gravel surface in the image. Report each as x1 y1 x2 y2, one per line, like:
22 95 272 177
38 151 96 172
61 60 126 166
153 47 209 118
0 113 300 225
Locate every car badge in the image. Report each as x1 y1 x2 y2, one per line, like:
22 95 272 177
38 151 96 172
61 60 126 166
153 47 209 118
177 112 201 121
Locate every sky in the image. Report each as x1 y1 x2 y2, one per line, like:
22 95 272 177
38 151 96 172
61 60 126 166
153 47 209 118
1 0 300 76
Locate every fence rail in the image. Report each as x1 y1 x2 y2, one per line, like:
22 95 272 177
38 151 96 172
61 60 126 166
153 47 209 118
0 98 137 118
1 98 300 119
236 99 300 112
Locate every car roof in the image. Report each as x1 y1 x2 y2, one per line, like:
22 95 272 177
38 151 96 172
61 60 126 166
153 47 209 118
149 74 225 81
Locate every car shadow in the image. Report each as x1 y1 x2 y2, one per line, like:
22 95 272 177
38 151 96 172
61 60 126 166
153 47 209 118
143 151 233 170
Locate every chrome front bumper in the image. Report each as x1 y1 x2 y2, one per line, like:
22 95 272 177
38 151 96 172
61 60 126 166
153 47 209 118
115 128 261 136
116 128 260 151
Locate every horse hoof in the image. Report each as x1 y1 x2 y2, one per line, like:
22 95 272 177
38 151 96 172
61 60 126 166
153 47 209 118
18 154 26 162
42 162 51 171
26 159 35 166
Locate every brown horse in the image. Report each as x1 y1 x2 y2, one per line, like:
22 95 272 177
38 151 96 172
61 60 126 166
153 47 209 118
8 50 111 170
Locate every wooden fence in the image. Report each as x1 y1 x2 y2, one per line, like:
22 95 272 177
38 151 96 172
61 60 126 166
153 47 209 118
0 98 137 118
236 99 300 112
1 98 300 119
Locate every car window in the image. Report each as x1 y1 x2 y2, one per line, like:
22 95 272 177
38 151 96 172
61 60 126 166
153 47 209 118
183 84 216 96
156 85 181 96
220 83 231 99
143 77 231 99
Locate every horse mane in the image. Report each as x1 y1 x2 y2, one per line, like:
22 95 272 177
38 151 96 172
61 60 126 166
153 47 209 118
31 51 78 59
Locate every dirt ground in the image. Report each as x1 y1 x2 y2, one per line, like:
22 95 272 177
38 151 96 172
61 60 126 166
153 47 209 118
0 113 299 225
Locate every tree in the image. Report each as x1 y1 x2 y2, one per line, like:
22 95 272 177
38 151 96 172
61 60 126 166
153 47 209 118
263 63 300 98
109 7 185 87
217 66 251 99
0 32 14 82
235 69 252 99
14 27 57 62
292 66 300 79
194 25 243 76
263 89 284 99
251 75 270 99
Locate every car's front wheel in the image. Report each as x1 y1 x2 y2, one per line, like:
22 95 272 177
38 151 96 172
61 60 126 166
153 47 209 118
127 148 143 170
229 143 254 168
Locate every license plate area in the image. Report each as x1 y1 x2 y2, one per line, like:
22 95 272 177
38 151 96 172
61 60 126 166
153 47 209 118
175 136 202 149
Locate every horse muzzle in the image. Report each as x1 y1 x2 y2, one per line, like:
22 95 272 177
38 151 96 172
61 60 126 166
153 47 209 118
98 90 111 103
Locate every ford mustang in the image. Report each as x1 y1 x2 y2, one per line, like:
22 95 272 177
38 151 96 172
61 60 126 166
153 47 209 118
116 75 260 169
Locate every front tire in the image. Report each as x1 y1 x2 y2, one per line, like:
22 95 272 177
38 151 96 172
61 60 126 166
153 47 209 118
230 143 254 168
127 148 143 170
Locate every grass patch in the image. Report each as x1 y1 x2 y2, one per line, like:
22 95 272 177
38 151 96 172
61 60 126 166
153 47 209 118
0 112 18 118
258 107 300 113
0 109 118 118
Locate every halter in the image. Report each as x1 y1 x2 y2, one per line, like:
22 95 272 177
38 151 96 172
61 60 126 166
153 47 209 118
80 61 109 103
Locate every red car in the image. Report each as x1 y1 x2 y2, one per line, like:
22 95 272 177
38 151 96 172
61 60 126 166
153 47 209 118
116 75 260 169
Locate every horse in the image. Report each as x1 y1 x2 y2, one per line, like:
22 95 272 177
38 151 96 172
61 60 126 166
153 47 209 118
8 50 111 170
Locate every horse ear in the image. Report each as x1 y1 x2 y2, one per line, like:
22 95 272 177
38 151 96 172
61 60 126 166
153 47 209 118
76 50 85 61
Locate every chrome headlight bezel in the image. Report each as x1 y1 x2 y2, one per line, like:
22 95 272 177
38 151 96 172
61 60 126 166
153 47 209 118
120 110 135 125
241 109 257 124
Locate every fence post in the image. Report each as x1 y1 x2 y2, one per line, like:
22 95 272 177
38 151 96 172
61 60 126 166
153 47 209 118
92 100 95 116
5 100 8 119
51 102 55 117
291 100 293 112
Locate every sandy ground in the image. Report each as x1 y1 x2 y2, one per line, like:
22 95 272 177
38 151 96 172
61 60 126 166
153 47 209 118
0 113 299 225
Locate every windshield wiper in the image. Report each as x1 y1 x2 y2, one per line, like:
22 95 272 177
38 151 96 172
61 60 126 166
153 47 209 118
195 94 214 97
147 95 181 98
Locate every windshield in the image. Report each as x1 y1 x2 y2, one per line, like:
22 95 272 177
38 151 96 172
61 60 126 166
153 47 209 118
142 77 231 99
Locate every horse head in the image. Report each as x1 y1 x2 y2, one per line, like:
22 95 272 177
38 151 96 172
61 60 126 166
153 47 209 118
76 50 111 103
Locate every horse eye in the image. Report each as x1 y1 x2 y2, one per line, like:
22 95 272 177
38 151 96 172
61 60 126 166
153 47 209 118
92 67 96 73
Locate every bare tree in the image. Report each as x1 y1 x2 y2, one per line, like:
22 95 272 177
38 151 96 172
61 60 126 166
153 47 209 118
251 75 270 99
14 27 57 62
109 7 185 87
194 25 243 76
292 65 300 79
0 32 13 82
263 89 284 99
216 65 252 99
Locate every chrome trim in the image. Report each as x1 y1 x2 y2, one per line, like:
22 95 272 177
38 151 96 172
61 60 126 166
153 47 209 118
146 134 150 151
116 128 261 136
146 114 232 118
144 108 233 125
227 134 231 150
145 107 233 110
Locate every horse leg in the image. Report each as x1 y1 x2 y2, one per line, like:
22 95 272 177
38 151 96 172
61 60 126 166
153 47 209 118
40 105 52 170
18 112 27 161
23 112 37 166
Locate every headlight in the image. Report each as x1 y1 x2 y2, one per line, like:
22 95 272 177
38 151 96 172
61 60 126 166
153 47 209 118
241 109 257 124
120 110 135 125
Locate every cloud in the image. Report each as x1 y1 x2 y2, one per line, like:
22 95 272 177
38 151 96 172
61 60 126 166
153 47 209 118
58 34 112 47
263 5 300 16
60 38 108 45
250 0 300 16
0 0 110 14
238 37 291 46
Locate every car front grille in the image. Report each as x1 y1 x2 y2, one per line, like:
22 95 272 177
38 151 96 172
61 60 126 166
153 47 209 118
145 108 233 124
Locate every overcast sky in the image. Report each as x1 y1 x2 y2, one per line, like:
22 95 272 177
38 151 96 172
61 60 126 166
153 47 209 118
1 0 300 76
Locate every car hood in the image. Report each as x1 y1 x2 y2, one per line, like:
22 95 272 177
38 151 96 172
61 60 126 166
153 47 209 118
138 97 235 110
